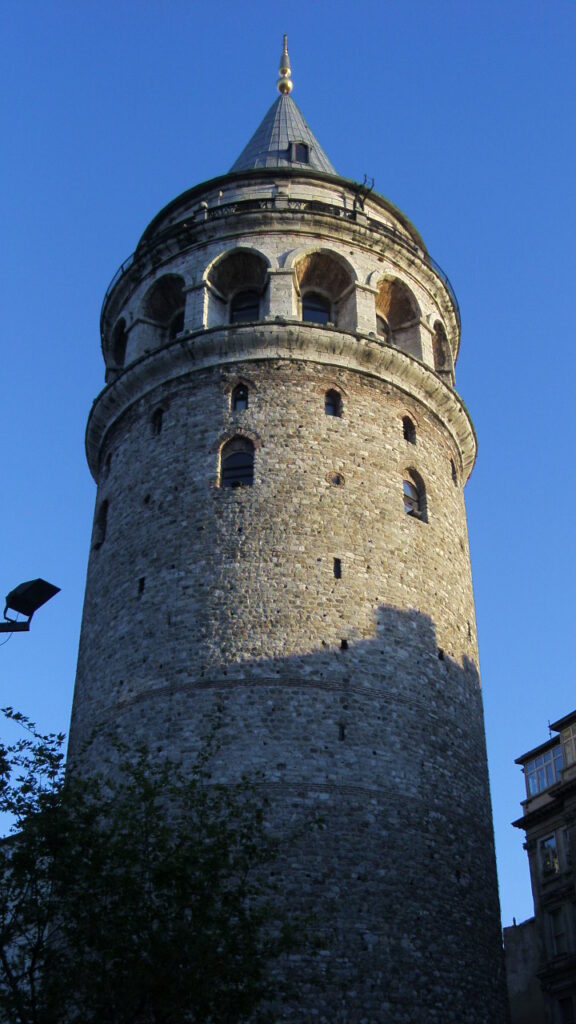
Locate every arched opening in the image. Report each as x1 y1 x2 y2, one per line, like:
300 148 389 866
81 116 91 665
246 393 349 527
112 319 128 368
294 251 355 328
325 389 343 417
142 275 186 349
402 416 416 444
230 290 260 324
206 250 268 328
231 384 249 412
375 277 421 358
402 470 427 522
220 436 255 488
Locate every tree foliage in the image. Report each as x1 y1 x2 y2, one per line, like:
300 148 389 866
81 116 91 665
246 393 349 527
0 709 286 1024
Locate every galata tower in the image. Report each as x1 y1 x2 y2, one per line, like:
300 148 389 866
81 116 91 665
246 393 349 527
69 38 508 1023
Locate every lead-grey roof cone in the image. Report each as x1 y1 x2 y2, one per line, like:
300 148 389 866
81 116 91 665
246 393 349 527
229 93 336 174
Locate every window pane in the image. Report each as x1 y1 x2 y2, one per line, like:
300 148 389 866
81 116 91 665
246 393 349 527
232 386 248 411
230 291 260 324
220 439 255 488
403 480 419 515
540 835 559 875
303 293 330 324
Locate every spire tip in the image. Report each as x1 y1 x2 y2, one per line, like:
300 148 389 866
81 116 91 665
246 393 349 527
277 34 293 94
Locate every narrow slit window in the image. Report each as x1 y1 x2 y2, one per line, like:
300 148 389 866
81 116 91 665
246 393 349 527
151 408 164 436
333 558 342 579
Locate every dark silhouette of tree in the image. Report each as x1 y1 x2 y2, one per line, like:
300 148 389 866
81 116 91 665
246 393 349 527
0 709 290 1024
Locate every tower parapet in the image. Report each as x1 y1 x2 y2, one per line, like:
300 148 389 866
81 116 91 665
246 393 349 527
70 42 508 1023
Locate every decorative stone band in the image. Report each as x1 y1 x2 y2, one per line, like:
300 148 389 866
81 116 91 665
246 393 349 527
86 321 477 481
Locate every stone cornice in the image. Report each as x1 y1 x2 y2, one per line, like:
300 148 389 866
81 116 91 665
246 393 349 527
86 322 477 481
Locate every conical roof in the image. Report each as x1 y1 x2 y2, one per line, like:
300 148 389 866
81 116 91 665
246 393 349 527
231 38 336 175
230 90 336 174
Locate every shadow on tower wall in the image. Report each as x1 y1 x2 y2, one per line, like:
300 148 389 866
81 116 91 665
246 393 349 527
70 604 508 1024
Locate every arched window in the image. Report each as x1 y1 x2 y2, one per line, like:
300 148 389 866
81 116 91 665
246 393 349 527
402 416 416 444
220 437 255 488
294 251 354 328
142 275 186 349
325 390 343 417
206 250 268 328
302 292 331 325
93 499 108 549
375 277 421 358
403 471 427 522
231 384 249 412
112 319 128 368
151 408 164 436
168 309 185 340
230 290 260 324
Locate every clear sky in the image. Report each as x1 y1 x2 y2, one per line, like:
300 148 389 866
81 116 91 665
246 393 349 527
2 0 575 930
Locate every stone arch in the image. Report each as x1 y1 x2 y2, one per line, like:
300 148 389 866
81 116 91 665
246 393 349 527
290 248 357 327
212 426 262 453
374 275 423 359
140 274 186 349
204 247 270 327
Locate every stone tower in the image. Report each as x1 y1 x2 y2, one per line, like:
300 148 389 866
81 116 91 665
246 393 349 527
69 39 508 1023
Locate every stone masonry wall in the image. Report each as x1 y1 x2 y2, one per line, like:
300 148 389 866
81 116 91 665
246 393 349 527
69 172 508 1021
70 355 506 1021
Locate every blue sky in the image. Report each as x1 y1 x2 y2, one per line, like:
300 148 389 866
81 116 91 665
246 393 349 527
1 0 575 929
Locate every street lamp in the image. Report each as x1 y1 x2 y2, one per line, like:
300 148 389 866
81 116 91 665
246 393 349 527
0 579 60 633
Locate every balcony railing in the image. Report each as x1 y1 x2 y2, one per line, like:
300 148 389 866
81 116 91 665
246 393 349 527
102 195 460 329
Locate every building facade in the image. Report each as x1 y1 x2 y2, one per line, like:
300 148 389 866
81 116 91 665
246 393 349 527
68 40 508 1022
513 710 576 1024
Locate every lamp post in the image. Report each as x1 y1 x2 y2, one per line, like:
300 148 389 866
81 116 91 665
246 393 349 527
0 580 60 634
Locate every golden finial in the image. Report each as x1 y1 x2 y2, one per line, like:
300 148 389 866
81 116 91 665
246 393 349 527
277 34 293 94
